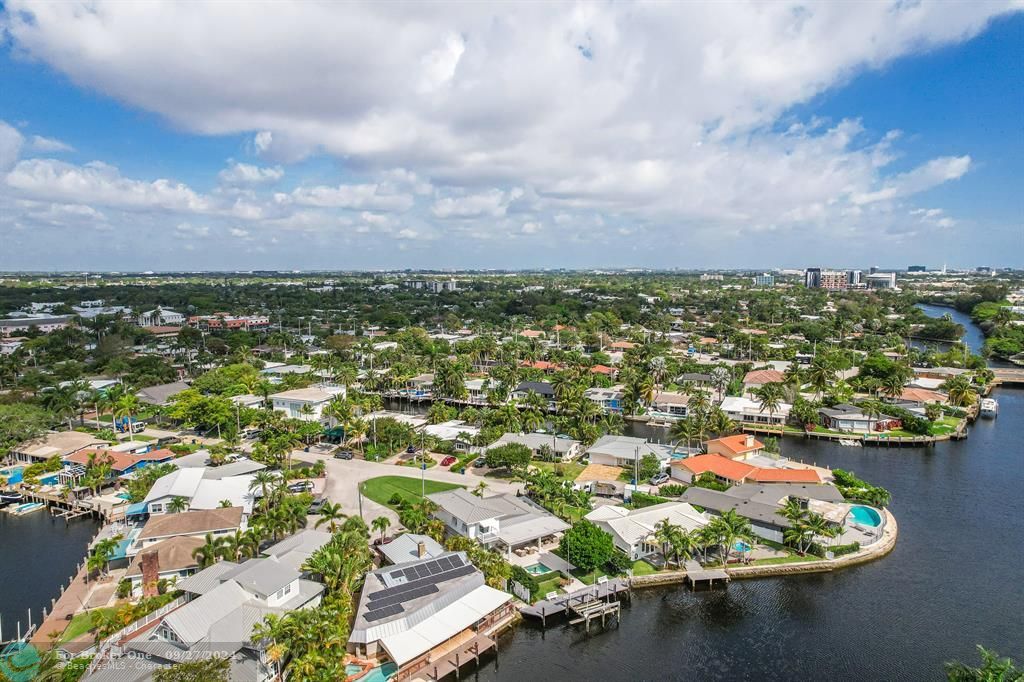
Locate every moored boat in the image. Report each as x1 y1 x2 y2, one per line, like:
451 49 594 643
980 398 998 418
0 491 24 506
6 501 45 516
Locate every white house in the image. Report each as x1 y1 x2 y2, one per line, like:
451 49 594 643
585 502 710 561
720 396 791 425
142 468 258 517
585 435 674 469
421 420 479 451
270 385 345 421
427 489 569 556
137 307 185 327
486 432 582 462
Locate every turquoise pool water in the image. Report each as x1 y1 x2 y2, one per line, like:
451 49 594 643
848 505 882 527
357 662 397 682
525 562 554 575
733 541 752 552
1 466 25 484
345 664 364 676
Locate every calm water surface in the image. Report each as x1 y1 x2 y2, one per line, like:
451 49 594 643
0 511 97 641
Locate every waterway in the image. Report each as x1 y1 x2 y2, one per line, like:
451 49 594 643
0 511 97 642
913 302 986 356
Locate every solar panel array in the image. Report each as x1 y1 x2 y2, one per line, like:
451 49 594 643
362 555 477 623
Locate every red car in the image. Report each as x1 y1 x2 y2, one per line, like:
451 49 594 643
440 456 457 466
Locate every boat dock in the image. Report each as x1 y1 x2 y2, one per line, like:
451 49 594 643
683 561 730 589
519 578 631 631
991 367 1024 386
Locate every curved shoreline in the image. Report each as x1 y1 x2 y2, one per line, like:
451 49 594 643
628 508 898 586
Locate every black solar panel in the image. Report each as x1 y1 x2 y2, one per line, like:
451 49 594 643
367 583 439 610
367 558 479 603
364 603 404 622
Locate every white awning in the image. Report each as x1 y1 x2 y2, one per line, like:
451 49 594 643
378 585 511 666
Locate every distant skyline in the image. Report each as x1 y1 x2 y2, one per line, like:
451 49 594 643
1 2 1022 270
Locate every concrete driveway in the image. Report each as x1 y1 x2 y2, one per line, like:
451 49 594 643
311 452 522 529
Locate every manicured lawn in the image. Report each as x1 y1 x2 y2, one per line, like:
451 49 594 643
534 575 563 598
571 567 609 585
749 554 821 566
361 476 462 508
531 461 586 481
631 559 659 576
61 607 117 642
561 505 590 523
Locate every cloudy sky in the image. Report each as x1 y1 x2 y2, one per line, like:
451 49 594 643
1 2 1021 271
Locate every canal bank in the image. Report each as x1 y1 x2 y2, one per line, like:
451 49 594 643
474 385 1024 681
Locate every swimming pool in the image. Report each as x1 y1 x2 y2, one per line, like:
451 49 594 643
524 562 554 576
0 466 25 485
848 505 882 527
356 662 397 682
733 541 752 553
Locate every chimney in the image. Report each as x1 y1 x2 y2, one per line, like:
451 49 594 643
745 434 754 448
416 541 427 558
140 551 160 597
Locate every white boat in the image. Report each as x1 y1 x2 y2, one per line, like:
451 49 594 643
979 398 998 418
6 501 45 516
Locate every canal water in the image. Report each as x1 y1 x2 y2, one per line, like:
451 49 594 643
0 511 97 642
913 303 986 356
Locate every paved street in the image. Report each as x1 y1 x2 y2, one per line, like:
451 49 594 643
302 450 522 528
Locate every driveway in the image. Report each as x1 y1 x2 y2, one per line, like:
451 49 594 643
312 452 522 528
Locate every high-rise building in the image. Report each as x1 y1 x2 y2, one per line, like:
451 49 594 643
908 265 927 272
753 273 775 287
865 272 897 289
847 270 863 286
820 271 848 290
803 268 821 289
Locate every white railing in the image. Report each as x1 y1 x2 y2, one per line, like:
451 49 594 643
85 596 186 674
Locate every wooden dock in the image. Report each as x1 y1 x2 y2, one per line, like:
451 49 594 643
519 578 631 630
683 561 730 589
992 367 1024 386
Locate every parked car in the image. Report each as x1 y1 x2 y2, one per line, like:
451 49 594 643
405 445 418 454
288 481 314 493
156 436 181 447
472 458 487 468
333 448 354 460
308 497 326 514
648 472 670 486
440 456 457 466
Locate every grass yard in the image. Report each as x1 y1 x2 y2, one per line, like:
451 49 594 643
571 567 609 585
534 575 563 598
61 607 117 642
631 559 659 576
361 476 463 509
531 461 586 482
749 554 821 566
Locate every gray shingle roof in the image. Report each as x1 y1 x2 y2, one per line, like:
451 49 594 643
680 487 792 528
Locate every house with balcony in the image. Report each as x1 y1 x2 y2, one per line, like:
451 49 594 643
584 385 624 413
719 396 791 426
426 489 569 557
270 385 345 422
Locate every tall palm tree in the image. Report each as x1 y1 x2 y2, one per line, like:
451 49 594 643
371 516 391 543
167 496 189 513
192 533 228 568
315 502 346 533
710 509 753 566
114 392 142 442
250 470 280 512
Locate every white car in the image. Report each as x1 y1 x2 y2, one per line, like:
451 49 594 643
648 472 670 486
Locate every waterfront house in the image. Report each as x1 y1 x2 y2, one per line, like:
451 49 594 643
133 506 245 553
818 404 900 433
60 447 176 486
103 554 324 681
719 396 791 426
511 381 556 408
427 489 569 557
463 378 489 405
486 432 582 462
378 533 445 566
704 434 765 461
270 385 345 422
648 391 690 419
142 467 257 517
123 536 206 597
585 435 674 469
584 502 709 561
10 430 107 464
584 385 624 413
404 373 435 398
347 551 515 681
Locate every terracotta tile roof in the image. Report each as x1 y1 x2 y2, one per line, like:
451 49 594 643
590 365 616 375
64 448 175 473
138 506 244 541
748 468 822 483
743 369 786 385
899 388 947 404
519 329 543 338
521 360 560 371
705 434 764 455
609 341 637 350
698 337 719 344
672 454 756 482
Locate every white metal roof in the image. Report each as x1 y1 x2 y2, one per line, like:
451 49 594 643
144 468 204 504
378 585 511 666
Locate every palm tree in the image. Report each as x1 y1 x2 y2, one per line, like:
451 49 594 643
710 509 753 566
193 533 227 568
807 356 836 400
113 392 142 442
653 519 682 566
472 481 489 498
315 502 346 533
167 496 189 513
943 375 977 408
371 516 391 543
250 470 280 512
859 400 883 434
752 382 784 442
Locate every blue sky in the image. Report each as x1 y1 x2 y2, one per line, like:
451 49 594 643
0 2 1021 271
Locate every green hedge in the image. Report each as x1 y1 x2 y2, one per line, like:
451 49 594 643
510 565 541 601
830 542 861 557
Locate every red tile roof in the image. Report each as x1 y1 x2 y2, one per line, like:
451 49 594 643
705 434 764 455
748 468 822 483
899 388 947 404
590 365 616 375
521 360 560 371
519 330 543 338
609 341 637 350
672 454 756 482
64 448 175 473
744 369 785 385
